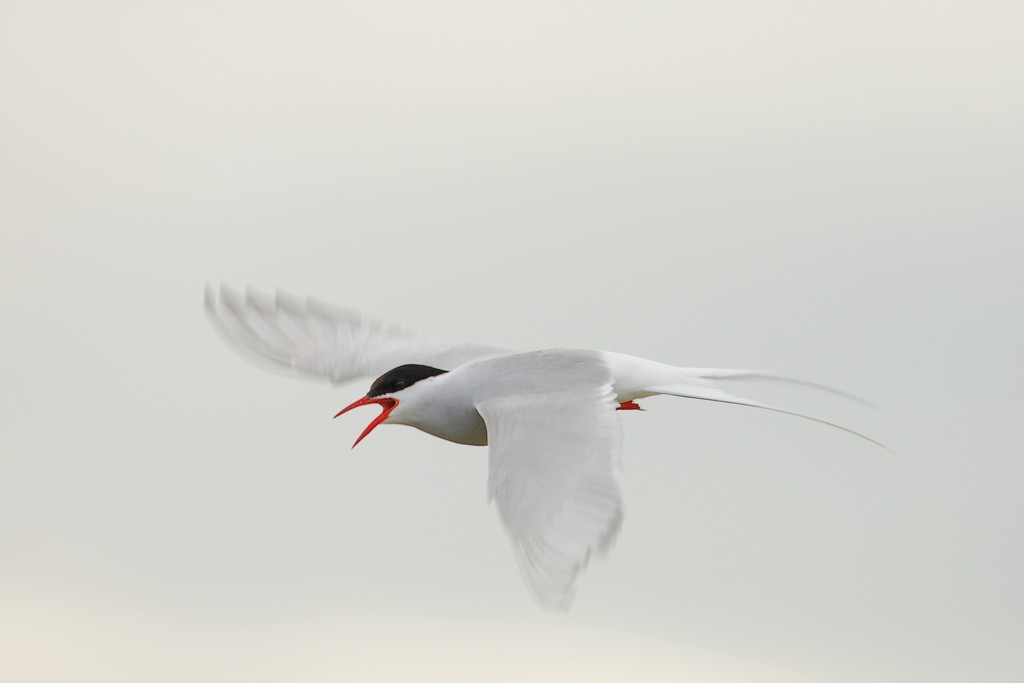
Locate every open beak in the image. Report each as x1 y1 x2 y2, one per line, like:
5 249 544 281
334 396 399 448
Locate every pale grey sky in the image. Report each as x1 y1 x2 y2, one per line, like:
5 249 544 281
2 1 1022 681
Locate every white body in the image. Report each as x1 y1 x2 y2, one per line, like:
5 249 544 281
385 349 724 444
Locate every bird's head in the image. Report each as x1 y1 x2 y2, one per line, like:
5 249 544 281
334 364 449 447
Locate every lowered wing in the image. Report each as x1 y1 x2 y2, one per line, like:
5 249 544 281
474 351 624 610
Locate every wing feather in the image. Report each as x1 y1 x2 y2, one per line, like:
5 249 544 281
204 284 510 385
476 353 624 610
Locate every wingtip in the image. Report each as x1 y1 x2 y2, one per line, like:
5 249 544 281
203 282 227 321
203 281 220 304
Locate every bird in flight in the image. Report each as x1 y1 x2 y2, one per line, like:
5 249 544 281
205 285 883 609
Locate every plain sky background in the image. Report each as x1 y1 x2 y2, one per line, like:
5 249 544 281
2 1 1022 681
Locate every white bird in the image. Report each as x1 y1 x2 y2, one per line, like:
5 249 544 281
205 285 883 609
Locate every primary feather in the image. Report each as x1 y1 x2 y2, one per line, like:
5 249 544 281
204 284 510 384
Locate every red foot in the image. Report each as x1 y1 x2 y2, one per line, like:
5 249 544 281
617 400 642 411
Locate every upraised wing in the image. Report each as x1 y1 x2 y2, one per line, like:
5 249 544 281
475 351 624 610
204 284 511 385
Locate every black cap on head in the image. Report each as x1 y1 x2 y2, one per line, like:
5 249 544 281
366 364 448 397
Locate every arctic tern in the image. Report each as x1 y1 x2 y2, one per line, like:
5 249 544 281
205 285 883 609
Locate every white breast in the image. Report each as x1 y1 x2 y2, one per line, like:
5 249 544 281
385 373 489 446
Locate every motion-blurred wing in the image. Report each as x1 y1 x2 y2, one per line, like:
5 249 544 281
205 284 511 385
477 354 624 610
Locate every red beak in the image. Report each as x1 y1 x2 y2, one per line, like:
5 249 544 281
334 396 399 448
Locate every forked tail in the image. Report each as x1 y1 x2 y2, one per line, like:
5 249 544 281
602 351 890 451
647 382 891 451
